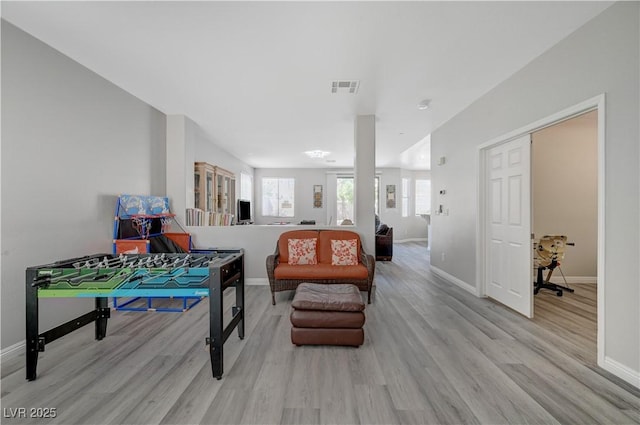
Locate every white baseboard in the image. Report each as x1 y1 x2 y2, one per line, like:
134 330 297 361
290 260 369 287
0 340 25 362
430 265 476 295
246 278 269 286
547 276 597 284
603 356 640 389
394 238 428 244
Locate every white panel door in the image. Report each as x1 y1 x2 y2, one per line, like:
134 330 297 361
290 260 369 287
485 134 532 317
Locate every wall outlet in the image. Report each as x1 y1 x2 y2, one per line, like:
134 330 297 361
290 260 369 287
441 252 446 262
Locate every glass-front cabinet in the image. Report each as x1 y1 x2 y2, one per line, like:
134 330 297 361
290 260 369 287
215 166 236 216
194 162 216 212
194 162 236 225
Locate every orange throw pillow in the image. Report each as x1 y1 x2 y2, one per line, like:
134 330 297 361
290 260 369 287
288 238 318 265
331 239 358 265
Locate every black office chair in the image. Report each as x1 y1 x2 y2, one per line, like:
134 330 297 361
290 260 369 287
533 235 575 297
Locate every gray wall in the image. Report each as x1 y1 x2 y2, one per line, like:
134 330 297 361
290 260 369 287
253 168 330 226
252 167 429 240
194 121 255 201
1 21 167 349
377 168 430 241
165 114 255 228
431 3 639 377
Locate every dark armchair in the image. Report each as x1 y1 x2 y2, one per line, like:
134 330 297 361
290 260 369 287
375 225 393 261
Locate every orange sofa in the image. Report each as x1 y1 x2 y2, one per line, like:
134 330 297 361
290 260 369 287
266 229 375 305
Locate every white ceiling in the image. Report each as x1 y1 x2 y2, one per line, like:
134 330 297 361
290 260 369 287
2 1 611 170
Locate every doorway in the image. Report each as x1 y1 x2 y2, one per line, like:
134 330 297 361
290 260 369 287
531 110 598 362
477 94 605 366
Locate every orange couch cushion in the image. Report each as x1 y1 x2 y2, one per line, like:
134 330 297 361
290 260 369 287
278 230 319 263
318 230 361 264
274 263 369 280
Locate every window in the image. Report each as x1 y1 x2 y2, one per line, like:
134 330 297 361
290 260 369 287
335 176 379 224
415 179 431 215
337 177 354 223
402 178 410 217
240 172 253 202
262 178 294 217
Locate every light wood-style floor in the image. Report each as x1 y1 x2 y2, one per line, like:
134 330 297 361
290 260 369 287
2 242 639 424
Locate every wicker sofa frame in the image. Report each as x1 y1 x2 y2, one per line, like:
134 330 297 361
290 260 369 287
266 230 375 305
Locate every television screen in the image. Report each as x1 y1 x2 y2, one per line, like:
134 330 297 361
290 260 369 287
237 199 251 224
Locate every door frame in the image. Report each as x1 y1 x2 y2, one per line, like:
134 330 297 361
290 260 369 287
476 94 605 365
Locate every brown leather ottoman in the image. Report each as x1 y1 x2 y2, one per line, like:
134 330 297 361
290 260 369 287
290 283 365 347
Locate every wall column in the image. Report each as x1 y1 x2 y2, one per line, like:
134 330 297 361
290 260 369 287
166 115 195 226
354 115 376 253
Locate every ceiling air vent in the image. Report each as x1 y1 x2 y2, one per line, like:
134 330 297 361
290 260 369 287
331 80 359 94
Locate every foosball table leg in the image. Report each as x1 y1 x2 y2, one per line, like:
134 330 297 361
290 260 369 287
95 297 109 340
25 268 40 381
209 274 224 380
235 259 245 340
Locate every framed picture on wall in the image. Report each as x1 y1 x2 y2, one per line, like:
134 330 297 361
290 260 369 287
313 185 323 208
386 185 396 208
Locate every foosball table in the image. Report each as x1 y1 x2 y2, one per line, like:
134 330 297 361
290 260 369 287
25 250 244 381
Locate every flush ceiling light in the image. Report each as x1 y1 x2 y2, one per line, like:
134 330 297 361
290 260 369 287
417 99 431 110
305 150 331 159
